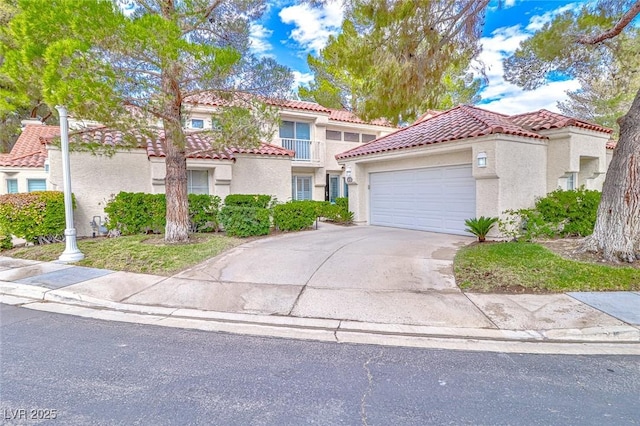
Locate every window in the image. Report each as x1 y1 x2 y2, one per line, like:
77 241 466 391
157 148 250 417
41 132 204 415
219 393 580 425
344 132 360 142
27 179 46 192
188 170 208 194
343 177 349 198
292 176 312 200
6 179 18 194
361 134 376 143
566 172 577 190
326 130 342 141
191 119 204 129
280 121 310 140
329 175 340 203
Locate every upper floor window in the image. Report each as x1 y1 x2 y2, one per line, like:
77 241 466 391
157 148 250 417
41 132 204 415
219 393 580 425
6 179 18 194
280 121 310 141
326 130 342 141
191 119 204 129
344 132 360 142
361 134 376 143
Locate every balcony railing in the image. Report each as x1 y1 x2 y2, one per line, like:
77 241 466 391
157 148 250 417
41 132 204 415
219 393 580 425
281 138 317 162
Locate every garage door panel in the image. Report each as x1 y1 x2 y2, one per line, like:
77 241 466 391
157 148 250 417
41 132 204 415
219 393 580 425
370 164 475 235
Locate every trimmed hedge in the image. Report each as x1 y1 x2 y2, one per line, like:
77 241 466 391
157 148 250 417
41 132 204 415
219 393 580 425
104 192 222 235
273 201 318 231
0 191 68 245
224 194 273 208
219 206 270 237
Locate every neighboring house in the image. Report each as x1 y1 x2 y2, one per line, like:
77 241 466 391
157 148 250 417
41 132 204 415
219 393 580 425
0 98 394 237
336 105 614 236
0 122 59 194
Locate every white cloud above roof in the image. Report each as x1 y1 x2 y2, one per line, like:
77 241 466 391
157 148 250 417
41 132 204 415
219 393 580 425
249 23 274 56
278 2 344 54
476 3 582 114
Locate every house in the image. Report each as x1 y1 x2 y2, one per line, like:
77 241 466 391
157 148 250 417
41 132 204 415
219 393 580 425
336 105 614 236
0 98 395 237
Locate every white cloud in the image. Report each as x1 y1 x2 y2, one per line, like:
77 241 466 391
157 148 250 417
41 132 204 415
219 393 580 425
279 2 344 54
503 0 517 8
249 23 274 56
292 71 314 88
525 3 580 32
475 5 583 114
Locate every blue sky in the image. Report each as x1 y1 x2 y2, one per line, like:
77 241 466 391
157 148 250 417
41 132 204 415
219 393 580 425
249 0 586 115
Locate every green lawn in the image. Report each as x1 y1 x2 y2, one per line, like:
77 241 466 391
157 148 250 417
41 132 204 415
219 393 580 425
454 241 640 293
2 234 243 276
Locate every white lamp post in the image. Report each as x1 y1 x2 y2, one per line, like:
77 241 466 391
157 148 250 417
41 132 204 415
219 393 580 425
56 105 84 262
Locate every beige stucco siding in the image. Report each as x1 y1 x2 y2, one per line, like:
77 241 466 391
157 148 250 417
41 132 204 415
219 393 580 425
48 148 152 236
230 155 292 202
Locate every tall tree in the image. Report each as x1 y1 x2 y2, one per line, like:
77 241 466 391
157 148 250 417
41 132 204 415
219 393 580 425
504 0 640 262
1 0 292 242
299 0 487 125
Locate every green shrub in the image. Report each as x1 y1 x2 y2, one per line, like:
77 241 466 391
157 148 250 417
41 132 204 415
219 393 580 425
224 194 273 208
273 201 318 231
499 188 601 240
0 191 68 244
104 192 222 235
188 194 222 232
464 216 498 242
0 228 13 250
219 206 270 237
321 203 354 224
335 197 348 210
104 192 166 234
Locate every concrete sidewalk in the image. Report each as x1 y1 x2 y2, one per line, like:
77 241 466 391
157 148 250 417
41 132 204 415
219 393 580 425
1 225 639 355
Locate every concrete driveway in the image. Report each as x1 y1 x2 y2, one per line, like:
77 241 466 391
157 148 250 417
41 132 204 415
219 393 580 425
121 223 495 327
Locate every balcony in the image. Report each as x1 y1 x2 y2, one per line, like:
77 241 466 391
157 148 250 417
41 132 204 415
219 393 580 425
280 138 322 166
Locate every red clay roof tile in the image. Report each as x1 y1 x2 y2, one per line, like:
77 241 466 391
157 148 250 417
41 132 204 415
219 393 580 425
0 125 60 168
510 109 612 134
336 105 546 160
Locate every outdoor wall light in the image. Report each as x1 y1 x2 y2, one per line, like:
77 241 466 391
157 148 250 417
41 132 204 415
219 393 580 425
477 152 487 168
346 166 352 178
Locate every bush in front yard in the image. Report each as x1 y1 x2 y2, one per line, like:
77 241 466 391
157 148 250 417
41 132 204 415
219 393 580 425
499 188 601 240
273 201 318 231
224 194 273 208
0 191 68 244
104 192 222 235
219 206 270 237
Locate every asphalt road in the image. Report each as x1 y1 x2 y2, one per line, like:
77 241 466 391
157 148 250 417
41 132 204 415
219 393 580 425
1 304 639 425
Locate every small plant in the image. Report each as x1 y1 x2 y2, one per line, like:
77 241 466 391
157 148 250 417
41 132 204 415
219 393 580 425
465 216 498 242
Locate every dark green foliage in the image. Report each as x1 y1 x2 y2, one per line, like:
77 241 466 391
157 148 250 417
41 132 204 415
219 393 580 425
464 216 498 242
223 194 273 209
0 229 13 250
320 203 354 224
104 192 222 235
0 191 68 244
500 188 601 240
187 194 222 232
335 197 348 211
273 201 318 231
219 206 270 237
104 192 166 235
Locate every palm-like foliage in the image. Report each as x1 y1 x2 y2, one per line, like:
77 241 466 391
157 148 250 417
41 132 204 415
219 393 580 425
464 216 498 242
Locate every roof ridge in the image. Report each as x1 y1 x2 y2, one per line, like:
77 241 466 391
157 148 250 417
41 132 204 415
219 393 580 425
460 105 511 135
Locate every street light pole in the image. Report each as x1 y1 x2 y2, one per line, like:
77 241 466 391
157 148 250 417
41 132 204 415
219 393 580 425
56 105 84 263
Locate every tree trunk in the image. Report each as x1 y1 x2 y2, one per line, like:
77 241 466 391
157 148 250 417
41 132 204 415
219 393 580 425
163 119 190 243
582 87 640 262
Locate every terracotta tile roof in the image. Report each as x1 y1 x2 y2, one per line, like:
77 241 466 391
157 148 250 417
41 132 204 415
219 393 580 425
0 125 60 168
184 92 394 127
606 140 617 150
510 109 612 134
336 105 545 160
328 109 395 127
48 127 293 160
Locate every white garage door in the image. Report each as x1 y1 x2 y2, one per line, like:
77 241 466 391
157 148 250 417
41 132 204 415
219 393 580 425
370 164 476 235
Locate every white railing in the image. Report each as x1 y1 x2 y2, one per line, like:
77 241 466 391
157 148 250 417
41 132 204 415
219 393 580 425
281 138 315 161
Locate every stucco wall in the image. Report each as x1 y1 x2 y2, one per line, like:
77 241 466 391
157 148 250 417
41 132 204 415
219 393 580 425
48 148 152 237
230 154 292 202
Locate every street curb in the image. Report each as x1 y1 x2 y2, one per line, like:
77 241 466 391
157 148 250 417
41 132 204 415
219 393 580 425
2 283 639 355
